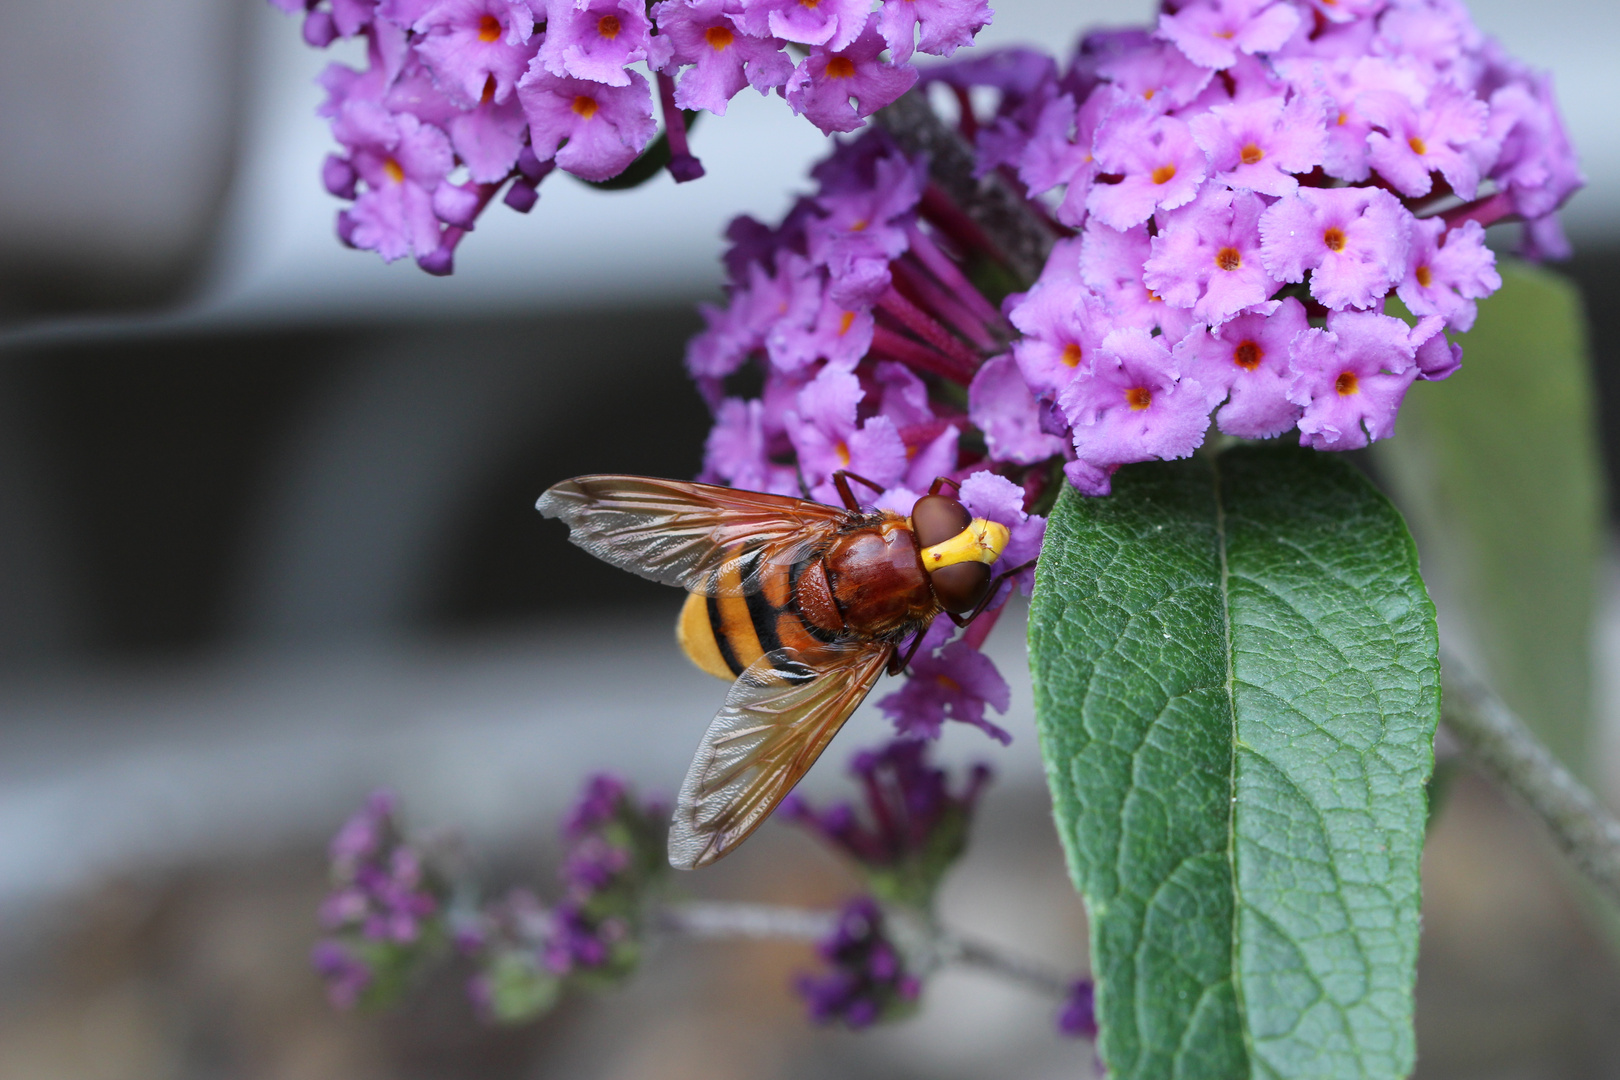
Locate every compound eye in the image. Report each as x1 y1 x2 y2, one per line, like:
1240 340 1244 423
911 494 971 549
931 561 991 615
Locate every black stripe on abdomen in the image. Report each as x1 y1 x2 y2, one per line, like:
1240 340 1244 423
744 587 784 656
706 595 746 676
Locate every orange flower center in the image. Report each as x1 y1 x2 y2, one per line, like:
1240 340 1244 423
1143 87 1157 101
572 95 599 118
1323 227 1347 253
1336 110 1349 127
1150 163 1177 185
477 14 502 41
1240 143 1264 166
1408 135 1427 156
597 14 621 38
1234 341 1262 370
1335 371 1360 396
1061 343 1082 367
935 673 962 692
383 158 405 184
838 310 856 335
847 217 868 232
704 24 734 50
1415 265 1433 287
825 56 856 79
1215 246 1243 272
1126 387 1153 411
835 440 851 466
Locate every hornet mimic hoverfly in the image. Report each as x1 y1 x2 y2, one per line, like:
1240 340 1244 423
537 470 1028 870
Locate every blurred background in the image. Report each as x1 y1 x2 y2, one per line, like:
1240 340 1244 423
0 0 1617 1077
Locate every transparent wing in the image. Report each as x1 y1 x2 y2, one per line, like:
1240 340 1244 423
536 475 846 597
669 641 893 869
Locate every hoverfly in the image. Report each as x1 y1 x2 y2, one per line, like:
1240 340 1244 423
537 470 1027 870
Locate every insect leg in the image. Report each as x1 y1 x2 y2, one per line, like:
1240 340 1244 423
887 627 929 676
948 559 1040 628
927 476 962 496
831 470 887 511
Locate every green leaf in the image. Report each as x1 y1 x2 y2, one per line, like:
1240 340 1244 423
1372 260 1603 777
1030 444 1439 1080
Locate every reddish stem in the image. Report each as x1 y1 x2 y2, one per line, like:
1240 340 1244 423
878 286 986 374
870 324 978 384
657 72 704 183
1437 190 1516 231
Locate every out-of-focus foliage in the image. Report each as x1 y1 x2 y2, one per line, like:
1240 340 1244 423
1375 260 1604 777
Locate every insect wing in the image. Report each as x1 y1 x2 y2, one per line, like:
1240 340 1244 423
668 641 893 869
537 475 845 597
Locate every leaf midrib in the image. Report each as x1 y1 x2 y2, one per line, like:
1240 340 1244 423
1212 454 1254 1080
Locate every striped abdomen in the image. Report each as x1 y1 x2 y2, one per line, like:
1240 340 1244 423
677 550 845 680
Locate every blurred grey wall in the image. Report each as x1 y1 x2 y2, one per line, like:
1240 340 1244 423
0 0 245 317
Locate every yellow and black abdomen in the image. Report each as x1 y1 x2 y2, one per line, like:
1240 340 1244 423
676 553 843 681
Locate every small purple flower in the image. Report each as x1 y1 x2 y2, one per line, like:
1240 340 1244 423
1362 85 1490 200
1396 217 1499 333
878 621 1013 743
875 0 991 63
1007 250 1112 398
785 19 921 135
701 397 800 495
1157 0 1300 70
1057 978 1098 1039
517 68 657 181
795 897 921 1028
1411 316 1462 382
1190 94 1326 198
538 0 653 86
736 0 869 53
1059 328 1217 496
564 773 630 837
1087 101 1207 230
411 0 538 106
332 103 454 262
1288 309 1419 450
1143 186 1278 326
970 354 1067 465
1174 297 1308 439
1079 224 1186 337
312 940 374 1009
1259 186 1411 311
1094 38 1213 112
652 0 794 115
1017 87 1116 228
447 94 529 182
783 737 991 889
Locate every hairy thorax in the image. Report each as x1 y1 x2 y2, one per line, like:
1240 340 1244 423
822 514 936 637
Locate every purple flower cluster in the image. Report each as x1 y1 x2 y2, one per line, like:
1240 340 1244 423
971 0 1580 492
690 130 1048 741
456 773 668 1019
796 896 921 1027
269 0 993 271
784 738 990 905
312 790 450 1008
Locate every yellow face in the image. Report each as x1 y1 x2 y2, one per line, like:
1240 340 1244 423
917 518 1010 572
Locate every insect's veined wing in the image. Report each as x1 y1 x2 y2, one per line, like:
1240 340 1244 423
536 475 846 597
668 640 893 869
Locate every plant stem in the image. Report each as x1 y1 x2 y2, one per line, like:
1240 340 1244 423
655 900 1074 999
874 92 1054 286
1441 651 1620 908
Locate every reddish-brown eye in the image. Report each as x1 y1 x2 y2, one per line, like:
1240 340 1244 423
911 493 971 548
931 562 992 614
